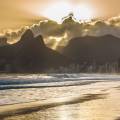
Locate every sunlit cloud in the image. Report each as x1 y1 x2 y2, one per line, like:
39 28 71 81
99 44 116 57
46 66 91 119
1 15 120 50
47 32 68 50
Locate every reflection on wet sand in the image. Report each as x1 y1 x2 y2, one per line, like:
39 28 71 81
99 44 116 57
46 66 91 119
0 93 106 119
1 80 120 120
115 117 120 120
113 86 120 91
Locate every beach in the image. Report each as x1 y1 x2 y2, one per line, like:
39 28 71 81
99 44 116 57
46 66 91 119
0 74 120 120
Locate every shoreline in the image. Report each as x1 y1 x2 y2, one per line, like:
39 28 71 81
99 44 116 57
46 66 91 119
0 79 120 120
0 93 105 119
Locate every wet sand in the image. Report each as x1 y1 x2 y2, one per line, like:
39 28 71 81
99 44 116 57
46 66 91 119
0 80 120 120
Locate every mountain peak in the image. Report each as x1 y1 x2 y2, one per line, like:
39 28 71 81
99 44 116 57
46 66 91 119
34 35 45 47
21 29 34 41
62 13 76 24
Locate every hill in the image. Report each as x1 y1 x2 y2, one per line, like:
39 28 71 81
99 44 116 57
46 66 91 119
0 29 71 73
62 35 120 65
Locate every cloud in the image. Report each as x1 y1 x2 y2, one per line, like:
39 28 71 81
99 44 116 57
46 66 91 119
1 14 120 49
86 19 120 38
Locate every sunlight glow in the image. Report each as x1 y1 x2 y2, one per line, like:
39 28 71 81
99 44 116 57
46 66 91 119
49 32 68 50
42 2 72 23
73 4 94 21
42 2 94 23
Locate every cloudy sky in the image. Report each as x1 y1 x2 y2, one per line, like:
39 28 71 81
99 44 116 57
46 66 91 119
0 0 120 30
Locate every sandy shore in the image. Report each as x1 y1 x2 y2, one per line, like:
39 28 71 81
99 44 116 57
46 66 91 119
0 80 120 120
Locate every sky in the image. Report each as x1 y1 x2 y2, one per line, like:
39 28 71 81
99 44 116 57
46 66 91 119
0 0 120 30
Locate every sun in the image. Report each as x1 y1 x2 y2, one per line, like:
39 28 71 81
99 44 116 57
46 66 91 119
73 4 94 21
42 1 94 23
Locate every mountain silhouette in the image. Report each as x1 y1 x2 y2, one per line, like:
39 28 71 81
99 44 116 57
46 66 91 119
62 35 120 65
1 29 120 73
0 29 71 73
